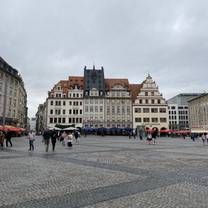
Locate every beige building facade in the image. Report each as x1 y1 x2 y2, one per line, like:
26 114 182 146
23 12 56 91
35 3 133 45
188 94 208 132
105 79 132 128
132 75 169 131
46 77 84 128
0 57 27 128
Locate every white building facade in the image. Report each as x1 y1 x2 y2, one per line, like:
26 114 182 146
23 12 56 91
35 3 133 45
133 75 169 131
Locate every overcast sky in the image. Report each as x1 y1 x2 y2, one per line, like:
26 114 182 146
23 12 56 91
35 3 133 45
1 0 208 117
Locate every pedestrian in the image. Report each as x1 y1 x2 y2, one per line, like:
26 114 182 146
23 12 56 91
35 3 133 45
5 131 13 147
206 133 208 144
0 131 5 150
42 129 51 152
147 132 152 145
51 130 57 151
152 130 157 144
74 130 79 144
65 132 73 147
202 134 206 145
28 131 35 151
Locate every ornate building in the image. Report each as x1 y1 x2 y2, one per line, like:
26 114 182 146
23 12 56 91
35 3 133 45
41 67 169 131
188 93 208 132
105 79 132 128
0 56 27 128
83 66 105 128
132 74 169 131
46 76 84 128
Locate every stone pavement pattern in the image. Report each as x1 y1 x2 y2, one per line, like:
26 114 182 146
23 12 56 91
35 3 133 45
0 135 208 207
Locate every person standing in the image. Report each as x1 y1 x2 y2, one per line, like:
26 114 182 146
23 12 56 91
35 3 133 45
202 134 206 145
42 129 51 152
5 131 12 147
28 131 35 151
0 131 5 150
51 130 57 151
147 132 152 145
74 130 79 144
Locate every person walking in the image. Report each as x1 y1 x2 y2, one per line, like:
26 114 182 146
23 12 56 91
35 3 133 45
42 129 51 152
147 132 152 145
202 134 206 145
5 131 13 147
0 131 5 150
152 130 157 144
51 130 57 151
28 131 35 151
74 130 79 144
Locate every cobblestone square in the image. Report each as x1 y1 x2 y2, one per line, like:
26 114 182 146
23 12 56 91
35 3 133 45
1 135 208 208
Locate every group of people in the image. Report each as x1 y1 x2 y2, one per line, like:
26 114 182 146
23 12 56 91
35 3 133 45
41 129 80 152
0 131 13 150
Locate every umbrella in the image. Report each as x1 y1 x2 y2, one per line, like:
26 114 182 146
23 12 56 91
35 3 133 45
63 127 78 131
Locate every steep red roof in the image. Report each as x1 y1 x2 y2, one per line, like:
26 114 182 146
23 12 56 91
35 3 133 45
105 78 129 90
68 76 84 89
129 84 143 101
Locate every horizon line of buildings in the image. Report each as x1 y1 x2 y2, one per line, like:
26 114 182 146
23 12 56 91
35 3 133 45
35 66 208 133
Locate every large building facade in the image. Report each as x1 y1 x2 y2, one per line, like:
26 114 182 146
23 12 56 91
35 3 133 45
41 67 169 130
132 75 169 131
83 66 105 128
188 94 208 132
168 93 202 130
0 57 27 128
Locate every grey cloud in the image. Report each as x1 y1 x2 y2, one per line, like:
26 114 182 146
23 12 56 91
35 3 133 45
0 0 208 116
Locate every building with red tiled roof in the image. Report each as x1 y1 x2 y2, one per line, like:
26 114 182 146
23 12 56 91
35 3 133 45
41 67 169 131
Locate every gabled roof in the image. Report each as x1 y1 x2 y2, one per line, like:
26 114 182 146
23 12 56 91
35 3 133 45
68 76 84 89
105 78 129 90
129 84 143 101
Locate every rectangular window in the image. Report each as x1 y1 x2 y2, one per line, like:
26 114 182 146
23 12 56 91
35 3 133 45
85 106 88 112
54 118 57 123
50 118 53 123
63 101 66 106
80 101 82 105
90 106 93 112
145 99 148 104
135 117 141 122
62 118 66 123
63 109 65 114
151 108 158 113
100 106 103 113
69 109 72 114
152 118 158 122
143 118 150 122
160 108 166 113
143 108 149 113
58 118 62 123
50 101 53 105
139 99 142 104
79 118 82 123
95 106 98 112
145 92 148 96
80 109 82 114
50 109 53 114
151 99 155 104
135 108 141 113
69 118 72 123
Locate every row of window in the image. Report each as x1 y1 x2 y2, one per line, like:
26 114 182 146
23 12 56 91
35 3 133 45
135 117 167 123
107 106 131 115
50 109 83 115
50 100 82 106
135 108 167 113
169 116 188 120
85 106 103 113
138 99 161 104
49 117 82 124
